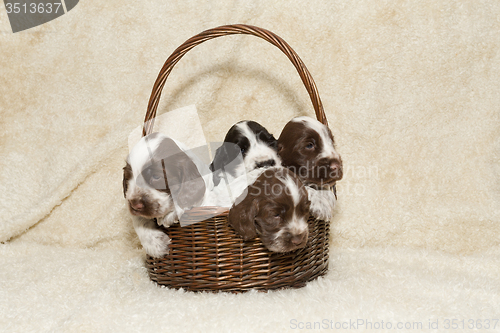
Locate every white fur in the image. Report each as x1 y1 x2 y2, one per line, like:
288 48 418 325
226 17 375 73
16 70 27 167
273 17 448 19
204 168 265 207
288 212 309 236
281 174 308 235
236 122 282 173
124 182 175 220
281 173 301 206
307 187 337 221
208 121 281 207
127 135 160 178
126 135 180 219
157 211 178 228
125 133 214 256
292 116 341 161
265 170 309 252
288 116 340 221
131 216 171 257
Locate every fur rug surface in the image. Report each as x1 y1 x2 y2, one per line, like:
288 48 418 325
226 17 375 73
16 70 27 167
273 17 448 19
1 1 499 332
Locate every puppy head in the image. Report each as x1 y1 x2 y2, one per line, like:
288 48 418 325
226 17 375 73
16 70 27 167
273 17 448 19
278 116 343 187
228 168 310 253
210 121 280 183
123 133 206 219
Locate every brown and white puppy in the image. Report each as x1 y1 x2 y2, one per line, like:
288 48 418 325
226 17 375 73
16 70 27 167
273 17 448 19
206 120 282 208
123 132 210 257
228 167 310 253
209 120 281 185
278 116 343 221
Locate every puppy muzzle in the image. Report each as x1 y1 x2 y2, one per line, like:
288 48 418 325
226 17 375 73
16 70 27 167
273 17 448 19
255 159 276 169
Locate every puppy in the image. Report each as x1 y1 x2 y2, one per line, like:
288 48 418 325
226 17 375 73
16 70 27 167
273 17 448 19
228 167 311 253
278 116 343 221
210 120 281 186
123 132 210 257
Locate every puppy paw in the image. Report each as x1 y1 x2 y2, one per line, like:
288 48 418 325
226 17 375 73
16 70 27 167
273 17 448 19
308 188 336 221
157 211 178 227
143 230 171 258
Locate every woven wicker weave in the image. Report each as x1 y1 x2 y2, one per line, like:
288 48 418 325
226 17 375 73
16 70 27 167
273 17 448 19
143 24 331 292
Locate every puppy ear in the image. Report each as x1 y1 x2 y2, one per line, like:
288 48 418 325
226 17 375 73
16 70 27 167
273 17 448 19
228 195 259 241
122 178 128 198
123 163 132 198
210 142 242 184
268 136 278 150
209 144 228 186
210 144 226 172
177 161 206 210
258 130 278 150
150 137 205 209
168 153 206 210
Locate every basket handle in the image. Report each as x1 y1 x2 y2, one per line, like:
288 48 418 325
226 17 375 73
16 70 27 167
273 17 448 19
143 24 327 136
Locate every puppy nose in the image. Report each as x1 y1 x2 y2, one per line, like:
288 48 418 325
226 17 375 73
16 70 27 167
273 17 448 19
330 159 343 181
291 233 307 246
256 159 276 169
129 199 144 211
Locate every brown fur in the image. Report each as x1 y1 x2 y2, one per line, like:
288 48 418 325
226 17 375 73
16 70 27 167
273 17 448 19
228 168 310 253
278 120 343 187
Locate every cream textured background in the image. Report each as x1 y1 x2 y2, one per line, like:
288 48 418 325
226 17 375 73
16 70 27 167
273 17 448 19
1 1 499 332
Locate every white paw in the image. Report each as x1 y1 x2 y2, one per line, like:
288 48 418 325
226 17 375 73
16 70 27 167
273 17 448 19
157 211 178 227
308 187 336 221
142 229 171 258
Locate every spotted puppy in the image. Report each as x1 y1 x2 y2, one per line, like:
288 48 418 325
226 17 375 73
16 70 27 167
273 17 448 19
210 120 281 186
123 132 211 257
278 116 343 221
228 167 310 253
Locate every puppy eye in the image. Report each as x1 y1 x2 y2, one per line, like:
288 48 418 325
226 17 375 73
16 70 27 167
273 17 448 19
305 142 315 150
151 173 162 181
271 213 281 226
273 208 285 219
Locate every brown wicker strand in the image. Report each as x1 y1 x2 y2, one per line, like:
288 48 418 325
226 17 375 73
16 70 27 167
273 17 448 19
147 216 329 292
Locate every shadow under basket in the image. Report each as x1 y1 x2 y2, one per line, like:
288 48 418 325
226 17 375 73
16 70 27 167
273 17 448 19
146 212 330 293
141 24 334 292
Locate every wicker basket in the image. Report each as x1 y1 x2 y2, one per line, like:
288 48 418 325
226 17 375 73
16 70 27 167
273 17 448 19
144 24 332 292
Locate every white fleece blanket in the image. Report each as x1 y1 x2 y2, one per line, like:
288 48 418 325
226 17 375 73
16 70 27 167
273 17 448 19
1 1 499 332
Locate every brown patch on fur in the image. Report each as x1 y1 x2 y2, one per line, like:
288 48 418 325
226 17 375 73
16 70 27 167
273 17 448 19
228 168 310 252
278 121 343 186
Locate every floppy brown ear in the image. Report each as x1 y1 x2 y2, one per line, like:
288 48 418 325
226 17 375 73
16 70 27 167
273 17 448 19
154 136 206 210
228 195 259 241
123 163 132 198
175 158 206 210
